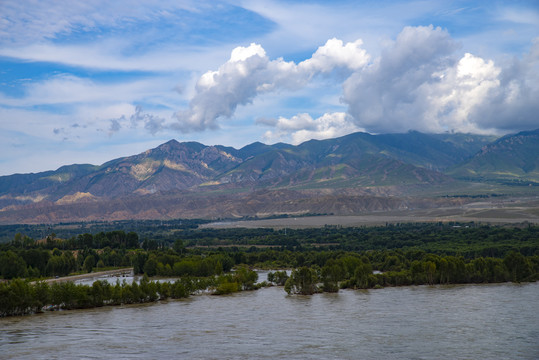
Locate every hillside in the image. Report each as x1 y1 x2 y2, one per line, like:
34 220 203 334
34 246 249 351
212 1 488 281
0 129 536 224
448 129 539 184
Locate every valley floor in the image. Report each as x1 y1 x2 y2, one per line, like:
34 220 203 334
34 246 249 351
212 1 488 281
203 196 539 229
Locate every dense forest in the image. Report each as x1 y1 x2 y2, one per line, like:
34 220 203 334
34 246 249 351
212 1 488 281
1 222 538 317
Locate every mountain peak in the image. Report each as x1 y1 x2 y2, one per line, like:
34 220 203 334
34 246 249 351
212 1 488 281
162 139 180 146
151 139 206 155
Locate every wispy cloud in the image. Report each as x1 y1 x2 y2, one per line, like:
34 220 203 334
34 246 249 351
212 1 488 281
0 0 198 46
0 74 178 107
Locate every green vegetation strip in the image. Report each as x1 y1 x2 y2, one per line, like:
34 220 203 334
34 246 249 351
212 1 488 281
0 268 261 317
1 222 537 317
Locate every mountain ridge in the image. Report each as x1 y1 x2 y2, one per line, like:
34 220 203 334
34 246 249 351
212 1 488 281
448 129 539 183
1 129 537 224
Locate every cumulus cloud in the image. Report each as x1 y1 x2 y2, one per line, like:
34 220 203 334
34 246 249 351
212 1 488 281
425 53 501 133
261 112 363 145
177 25 539 138
342 25 460 133
173 38 369 132
342 26 539 134
299 38 369 73
176 27 539 137
469 38 539 132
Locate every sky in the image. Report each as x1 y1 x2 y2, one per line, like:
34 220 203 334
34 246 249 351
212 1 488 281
0 0 538 176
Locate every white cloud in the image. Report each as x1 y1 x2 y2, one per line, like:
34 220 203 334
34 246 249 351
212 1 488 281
261 112 363 145
342 25 458 133
425 53 501 133
173 43 275 132
342 26 539 134
175 25 539 137
126 106 167 135
469 37 539 132
173 39 369 132
299 38 370 73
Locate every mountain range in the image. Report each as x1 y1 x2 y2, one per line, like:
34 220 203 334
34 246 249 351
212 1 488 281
0 129 537 224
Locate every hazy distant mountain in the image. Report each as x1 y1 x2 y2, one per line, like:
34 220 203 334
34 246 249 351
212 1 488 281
0 129 536 224
448 129 539 184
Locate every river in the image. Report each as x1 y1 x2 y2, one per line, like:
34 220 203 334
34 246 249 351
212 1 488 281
1 281 538 359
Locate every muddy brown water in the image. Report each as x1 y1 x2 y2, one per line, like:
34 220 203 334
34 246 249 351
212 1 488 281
1 280 538 359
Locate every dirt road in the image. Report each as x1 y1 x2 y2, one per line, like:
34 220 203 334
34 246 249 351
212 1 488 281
41 268 133 284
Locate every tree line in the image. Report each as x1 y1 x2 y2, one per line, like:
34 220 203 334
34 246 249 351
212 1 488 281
0 268 260 317
1 225 538 283
281 250 536 295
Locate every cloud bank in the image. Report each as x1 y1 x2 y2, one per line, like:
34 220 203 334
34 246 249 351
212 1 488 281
174 25 539 142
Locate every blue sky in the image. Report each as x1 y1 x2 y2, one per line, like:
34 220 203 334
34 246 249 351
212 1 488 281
0 0 538 175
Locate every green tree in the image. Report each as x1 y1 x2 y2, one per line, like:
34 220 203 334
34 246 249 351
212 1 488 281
504 251 532 282
143 258 158 277
173 239 185 254
32 281 50 313
83 255 96 273
321 260 343 292
132 252 148 274
233 266 258 290
126 231 139 248
0 251 28 279
268 270 289 285
285 267 318 295
353 260 373 289
426 261 436 285
21 249 49 275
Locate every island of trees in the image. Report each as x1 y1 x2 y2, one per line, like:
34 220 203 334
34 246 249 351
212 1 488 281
1 222 537 317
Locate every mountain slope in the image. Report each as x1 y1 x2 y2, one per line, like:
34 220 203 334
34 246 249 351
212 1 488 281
4 129 533 224
76 140 242 197
0 140 244 201
215 131 485 188
448 129 539 183
0 131 500 202
0 164 99 208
